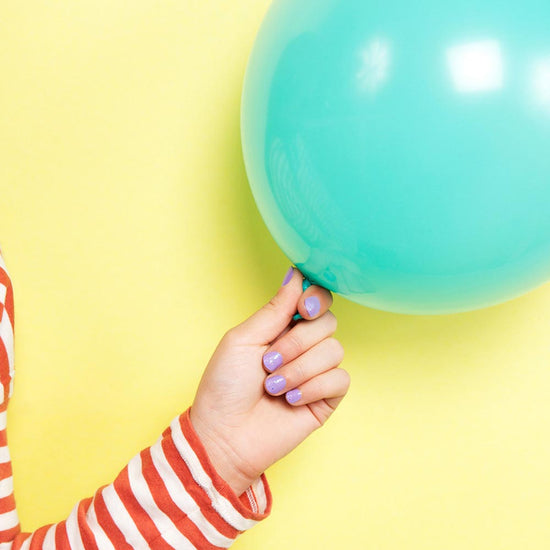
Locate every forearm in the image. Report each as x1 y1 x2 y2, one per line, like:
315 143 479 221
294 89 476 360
0 409 271 549
0 248 271 549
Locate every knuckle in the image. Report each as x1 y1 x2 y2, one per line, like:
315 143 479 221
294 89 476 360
326 337 345 362
265 295 282 312
292 357 307 383
286 331 303 356
312 375 326 396
323 310 338 333
222 327 242 345
340 369 351 392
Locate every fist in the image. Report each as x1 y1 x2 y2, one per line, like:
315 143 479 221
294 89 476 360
190 267 350 496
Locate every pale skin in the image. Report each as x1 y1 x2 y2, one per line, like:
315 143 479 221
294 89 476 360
190 267 350 496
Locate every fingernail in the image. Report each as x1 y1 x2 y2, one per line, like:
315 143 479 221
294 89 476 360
304 296 320 318
285 389 302 404
265 375 286 394
263 351 283 372
282 266 294 286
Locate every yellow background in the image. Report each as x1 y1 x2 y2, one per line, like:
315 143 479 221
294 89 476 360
1 1 550 548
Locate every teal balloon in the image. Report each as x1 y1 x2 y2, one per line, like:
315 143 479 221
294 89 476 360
241 0 550 314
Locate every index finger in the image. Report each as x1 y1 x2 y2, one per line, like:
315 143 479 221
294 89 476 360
294 276 333 321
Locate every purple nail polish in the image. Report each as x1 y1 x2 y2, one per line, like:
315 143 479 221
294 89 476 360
282 266 294 286
265 375 286 394
304 296 320 317
263 351 283 372
285 389 302 404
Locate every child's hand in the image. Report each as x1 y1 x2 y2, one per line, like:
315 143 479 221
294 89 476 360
190 267 349 496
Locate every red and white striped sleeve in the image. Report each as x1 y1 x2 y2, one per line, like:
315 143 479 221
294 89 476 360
0 249 19 544
0 247 272 549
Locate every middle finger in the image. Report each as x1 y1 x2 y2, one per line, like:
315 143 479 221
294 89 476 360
262 310 338 373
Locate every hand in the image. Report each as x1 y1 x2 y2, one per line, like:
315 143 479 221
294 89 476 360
189 267 350 496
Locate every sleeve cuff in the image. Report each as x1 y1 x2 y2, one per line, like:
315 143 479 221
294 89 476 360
163 408 272 533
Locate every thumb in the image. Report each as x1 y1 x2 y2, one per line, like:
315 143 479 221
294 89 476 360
232 267 303 345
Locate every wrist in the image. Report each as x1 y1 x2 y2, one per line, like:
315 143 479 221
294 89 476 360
189 408 258 496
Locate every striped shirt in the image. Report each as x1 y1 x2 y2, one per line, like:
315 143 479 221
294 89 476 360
0 248 271 549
